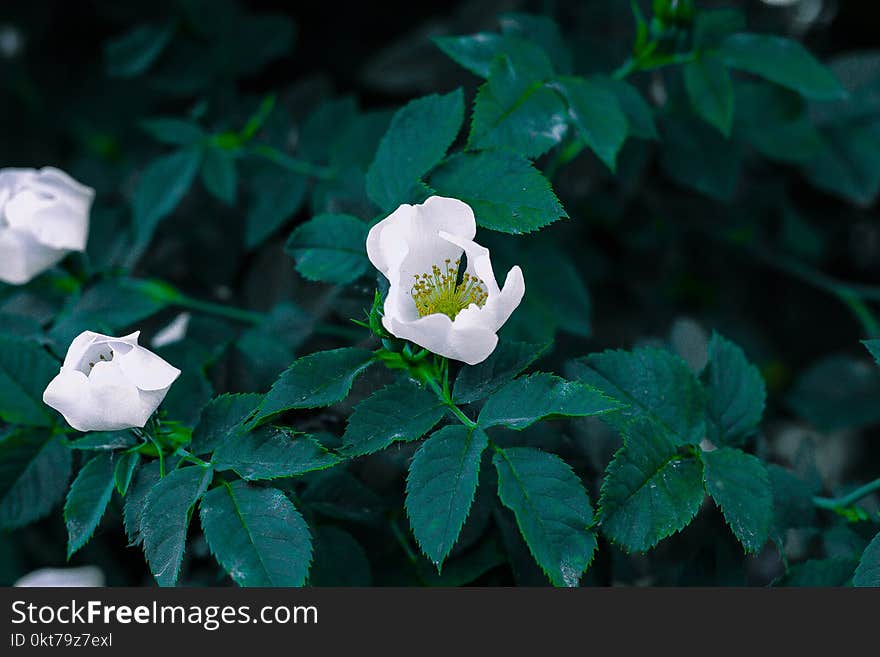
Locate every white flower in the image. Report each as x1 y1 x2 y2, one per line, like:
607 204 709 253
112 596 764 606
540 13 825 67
0 166 94 285
366 196 525 365
43 331 181 432
14 566 105 588
150 312 191 349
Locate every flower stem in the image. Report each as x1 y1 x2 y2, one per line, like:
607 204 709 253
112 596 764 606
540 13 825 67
422 360 478 429
174 294 264 324
814 477 880 511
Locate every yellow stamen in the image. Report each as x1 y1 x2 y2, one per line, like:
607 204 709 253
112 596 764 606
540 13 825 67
411 258 488 320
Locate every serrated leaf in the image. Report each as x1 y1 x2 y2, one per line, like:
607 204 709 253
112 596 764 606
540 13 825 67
499 13 572 74
105 21 175 78
114 452 140 496
64 452 116 557
284 214 369 284
431 151 566 233
864 339 880 365
599 418 705 552
141 465 213 586
468 42 567 158
433 33 504 78
554 76 629 171
366 89 464 211
140 118 205 146
213 426 339 480
406 425 488 567
341 379 447 457
567 347 706 445
453 340 548 404
701 447 772 553
478 373 622 430
0 335 60 427
493 446 597 586
200 481 312 586
853 531 880 587
132 148 203 248
0 431 71 530
701 333 766 447
245 168 308 249
720 33 846 101
201 145 237 205
684 54 734 136
191 393 263 455
123 459 168 545
252 347 375 427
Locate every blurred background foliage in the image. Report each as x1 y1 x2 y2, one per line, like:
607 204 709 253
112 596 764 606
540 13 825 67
1 0 880 586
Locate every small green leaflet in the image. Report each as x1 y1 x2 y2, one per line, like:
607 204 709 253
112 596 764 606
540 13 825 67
453 340 548 404
0 431 71 530
863 339 880 366
114 452 140 496
285 214 370 285
140 118 205 145
251 347 375 427
191 393 263 455
245 168 308 249
105 21 176 78
701 447 772 554
201 145 237 205
494 446 597 587
700 333 766 447
213 426 339 480
0 336 60 427
341 379 447 457
64 452 116 558
430 151 567 233
853 531 880 587
719 33 846 101
200 481 312 586
141 465 213 587
405 425 489 568
478 373 623 430
366 89 464 211
684 54 734 137
568 347 706 445
599 418 705 553
433 32 504 78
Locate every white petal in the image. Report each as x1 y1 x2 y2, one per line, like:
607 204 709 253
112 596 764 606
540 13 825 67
0 227 66 284
438 230 501 296
14 566 105 588
151 312 191 348
62 331 107 369
483 265 525 332
387 314 499 365
117 343 181 392
84 361 151 430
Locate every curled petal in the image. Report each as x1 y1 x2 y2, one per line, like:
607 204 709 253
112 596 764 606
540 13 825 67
0 228 66 285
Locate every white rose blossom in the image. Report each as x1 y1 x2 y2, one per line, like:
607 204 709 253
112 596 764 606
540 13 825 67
0 166 94 285
43 331 181 432
366 196 525 365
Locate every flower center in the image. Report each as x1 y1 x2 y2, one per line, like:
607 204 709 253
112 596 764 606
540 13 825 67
80 349 114 376
411 258 488 320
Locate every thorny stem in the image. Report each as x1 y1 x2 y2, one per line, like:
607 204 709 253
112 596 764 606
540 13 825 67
813 477 880 512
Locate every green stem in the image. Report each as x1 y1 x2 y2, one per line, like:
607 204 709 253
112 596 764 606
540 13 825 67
174 448 212 469
423 363 479 429
814 477 880 511
249 144 336 180
174 294 264 324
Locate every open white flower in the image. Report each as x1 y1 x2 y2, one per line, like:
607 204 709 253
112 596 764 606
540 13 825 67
366 196 525 365
43 331 181 432
0 166 94 285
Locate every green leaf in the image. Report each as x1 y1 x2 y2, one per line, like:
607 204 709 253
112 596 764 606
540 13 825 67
493 446 597 586
213 426 339 480
499 13 572 74
701 447 772 553
719 33 846 101
568 347 706 445
854 531 880 587
767 464 817 536
865 339 880 366
132 148 203 248
468 42 567 158
453 340 548 404
298 97 359 163
801 123 880 206
684 54 734 136
69 431 138 451
593 76 657 140
123 459 171 545
140 118 205 146
341 379 447 457
191 393 263 455
201 145 237 205
64 453 116 558
431 151 567 233
554 76 629 171
105 21 175 78
0 431 71 530
693 8 746 49
599 418 705 552
775 558 857 587
406 425 489 567
200 481 312 586
141 465 213 586
701 333 766 447
309 526 372 586
114 452 140 496
252 348 375 426
0 335 60 427
284 214 370 285
245 168 308 249
478 373 622 430
433 33 504 78
366 89 464 211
